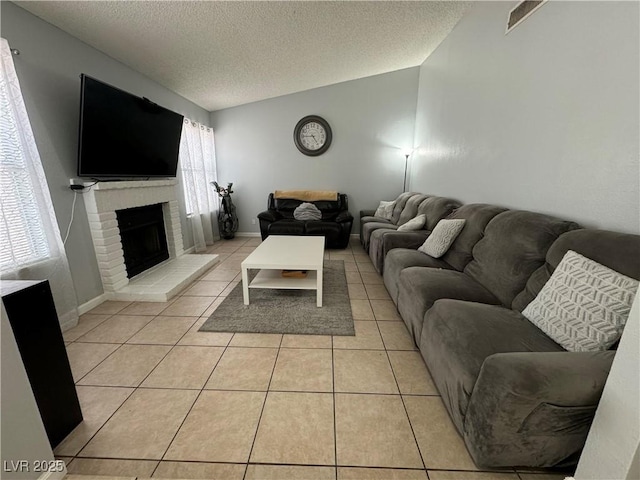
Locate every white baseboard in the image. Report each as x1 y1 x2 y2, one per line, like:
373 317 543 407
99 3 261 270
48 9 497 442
183 245 196 254
58 310 79 332
235 232 261 237
77 293 108 315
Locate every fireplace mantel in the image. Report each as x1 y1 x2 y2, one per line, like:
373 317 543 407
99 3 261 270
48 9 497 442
81 179 217 301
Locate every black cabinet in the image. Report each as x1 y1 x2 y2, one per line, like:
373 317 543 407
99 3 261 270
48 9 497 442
1 280 82 448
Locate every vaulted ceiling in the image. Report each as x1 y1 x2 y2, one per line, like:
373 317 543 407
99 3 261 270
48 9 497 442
16 1 470 111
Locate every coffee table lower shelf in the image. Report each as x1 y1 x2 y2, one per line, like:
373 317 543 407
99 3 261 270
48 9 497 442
249 270 318 289
242 269 323 307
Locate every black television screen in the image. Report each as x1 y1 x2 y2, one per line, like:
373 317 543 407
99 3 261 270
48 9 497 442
77 74 184 178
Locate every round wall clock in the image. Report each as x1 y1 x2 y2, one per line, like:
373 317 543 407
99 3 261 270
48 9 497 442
293 115 332 156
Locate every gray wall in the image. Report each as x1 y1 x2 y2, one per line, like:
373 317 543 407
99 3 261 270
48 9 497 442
210 68 420 233
1 2 210 305
411 1 640 233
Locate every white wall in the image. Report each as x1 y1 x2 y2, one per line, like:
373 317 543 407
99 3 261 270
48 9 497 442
210 68 419 233
411 1 639 233
575 293 640 480
1 2 210 305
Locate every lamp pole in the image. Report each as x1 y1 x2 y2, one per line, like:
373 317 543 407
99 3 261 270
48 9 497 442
403 153 409 192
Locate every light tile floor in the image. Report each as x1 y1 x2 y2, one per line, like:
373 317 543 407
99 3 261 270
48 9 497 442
60 236 571 480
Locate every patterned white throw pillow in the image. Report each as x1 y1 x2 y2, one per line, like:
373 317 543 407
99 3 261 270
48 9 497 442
398 214 426 232
374 201 395 220
418 219 466 258
522 250 639 352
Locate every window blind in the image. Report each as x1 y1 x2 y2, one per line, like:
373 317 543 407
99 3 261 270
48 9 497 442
0 71 51 272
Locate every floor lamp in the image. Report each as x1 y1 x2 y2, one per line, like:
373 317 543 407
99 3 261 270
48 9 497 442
402 149 412 192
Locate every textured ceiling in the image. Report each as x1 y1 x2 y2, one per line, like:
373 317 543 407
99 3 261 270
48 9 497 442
15 1 470 111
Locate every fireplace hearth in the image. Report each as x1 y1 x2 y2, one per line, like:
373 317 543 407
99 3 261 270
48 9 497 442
117 204 169 278
81 179 218 302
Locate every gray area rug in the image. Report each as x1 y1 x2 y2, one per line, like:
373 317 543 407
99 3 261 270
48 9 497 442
199 260 355 336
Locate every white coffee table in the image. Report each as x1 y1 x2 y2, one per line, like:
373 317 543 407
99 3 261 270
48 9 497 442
241 235 325 307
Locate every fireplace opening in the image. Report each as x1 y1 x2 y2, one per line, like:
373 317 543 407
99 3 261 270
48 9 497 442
116 203 170 278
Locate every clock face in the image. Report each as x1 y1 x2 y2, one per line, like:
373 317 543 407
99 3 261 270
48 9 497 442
299 121 327 151
294 115 332 156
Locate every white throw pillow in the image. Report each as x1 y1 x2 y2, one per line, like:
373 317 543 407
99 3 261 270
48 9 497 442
374 200 395 220
522 250 639 352
397 214 426 232
418 219 466 258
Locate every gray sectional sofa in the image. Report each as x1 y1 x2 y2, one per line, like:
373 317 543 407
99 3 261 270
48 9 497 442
361 193 640 469
359 191 416 250
360 193 461 273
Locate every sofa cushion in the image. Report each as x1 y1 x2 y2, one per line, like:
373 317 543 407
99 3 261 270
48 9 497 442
369 228 432 275
390 192 418 224
305 220 342 236
361 222 398 251
383 249 451 304
464 210 579 307
268 220 305 235
441 204 508 271
368 228 396 274
513 229 640 311
417 196 461 231
360 215 393 225
522 250 638 352
397 267 500 343
397 194 430 226
418 219 466 258
421 299 564 432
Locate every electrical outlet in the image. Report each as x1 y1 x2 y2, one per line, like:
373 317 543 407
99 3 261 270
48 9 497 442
69 178 86 191
251 219 256 225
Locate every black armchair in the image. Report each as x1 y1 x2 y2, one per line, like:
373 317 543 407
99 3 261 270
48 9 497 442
257 193 354 249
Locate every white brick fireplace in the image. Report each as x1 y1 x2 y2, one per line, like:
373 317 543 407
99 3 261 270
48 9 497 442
82 179 217 301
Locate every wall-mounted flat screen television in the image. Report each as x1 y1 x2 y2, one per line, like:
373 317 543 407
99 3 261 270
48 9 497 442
77 74 184 178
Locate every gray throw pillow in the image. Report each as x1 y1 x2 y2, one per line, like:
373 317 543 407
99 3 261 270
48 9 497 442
293 202 322 221
522 250 639 352
418 219 466 258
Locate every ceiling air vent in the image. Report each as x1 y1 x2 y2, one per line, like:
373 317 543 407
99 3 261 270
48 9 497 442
506 0 547 34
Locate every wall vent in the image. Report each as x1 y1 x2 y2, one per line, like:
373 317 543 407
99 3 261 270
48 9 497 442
506 0 547 34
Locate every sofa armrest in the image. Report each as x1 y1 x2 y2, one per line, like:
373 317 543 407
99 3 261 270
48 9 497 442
360 209 376 219
383 231 430 255
463 350 614 467
336 211 354 223
257 210 280 222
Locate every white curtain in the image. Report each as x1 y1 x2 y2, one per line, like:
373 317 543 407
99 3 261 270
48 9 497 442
0 38 79 329
179 118 218 252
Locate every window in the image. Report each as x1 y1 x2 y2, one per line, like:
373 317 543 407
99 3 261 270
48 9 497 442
0 56 51 273
0 38 78 326
179 118 217 216
178 118 218 251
